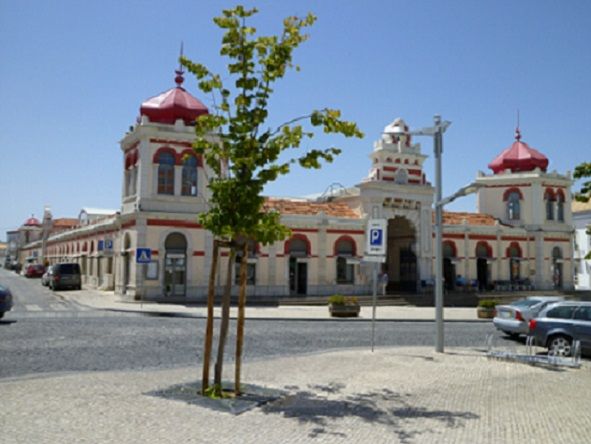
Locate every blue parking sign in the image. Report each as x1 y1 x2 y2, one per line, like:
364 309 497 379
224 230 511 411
365 219 387 256
370 228 383 246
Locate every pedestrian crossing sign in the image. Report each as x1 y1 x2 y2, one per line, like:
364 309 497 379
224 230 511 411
136 248 152 264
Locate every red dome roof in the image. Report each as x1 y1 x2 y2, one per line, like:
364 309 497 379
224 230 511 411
488 129 549 174
140 70 208 125
23 216 41 227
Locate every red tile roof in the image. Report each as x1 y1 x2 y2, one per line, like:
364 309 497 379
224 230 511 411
264 198 360 219
53 218 78 228
440 211 498 226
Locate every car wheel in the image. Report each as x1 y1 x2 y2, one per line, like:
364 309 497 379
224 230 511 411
548 335 572 357
0 312 4 319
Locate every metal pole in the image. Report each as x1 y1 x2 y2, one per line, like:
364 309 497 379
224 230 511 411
371 261 378 352
434 115 444 353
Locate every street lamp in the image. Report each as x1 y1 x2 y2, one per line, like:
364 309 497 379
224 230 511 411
411 115 451 353
413 116 484 353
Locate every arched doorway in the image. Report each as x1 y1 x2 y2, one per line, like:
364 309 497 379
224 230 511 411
507 243 521 284
287 235 309 295
476 242 491 291
443 241 456 291
164 233 187 297
552 247 563 289
122 233 132 294
386 217 417 292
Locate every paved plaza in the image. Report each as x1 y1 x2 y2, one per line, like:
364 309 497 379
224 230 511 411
3 345 590 444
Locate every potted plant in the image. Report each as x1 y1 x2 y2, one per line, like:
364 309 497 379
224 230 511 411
477 299 497 319
328 295 360 318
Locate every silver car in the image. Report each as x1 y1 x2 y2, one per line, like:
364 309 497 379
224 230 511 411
529 301 591 357
493 296 564 337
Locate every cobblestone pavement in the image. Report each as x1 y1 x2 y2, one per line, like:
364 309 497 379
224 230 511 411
3 346 590 444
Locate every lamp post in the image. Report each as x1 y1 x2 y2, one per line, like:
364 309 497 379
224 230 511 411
413 116 484 353
411 115 450 353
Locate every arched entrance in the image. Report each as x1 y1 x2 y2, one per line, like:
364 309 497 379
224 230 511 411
386 217 417 292
552 247 563 289
476 242 491 291
164 233 187 297
443 241 456 291
287 235 309 295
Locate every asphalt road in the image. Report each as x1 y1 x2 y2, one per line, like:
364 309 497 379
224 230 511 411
0 268 513 380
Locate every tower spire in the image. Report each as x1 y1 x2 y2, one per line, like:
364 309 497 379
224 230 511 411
175 41 185 87
515 109 521 141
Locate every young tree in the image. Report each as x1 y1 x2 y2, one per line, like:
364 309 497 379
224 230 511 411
574 161 591 260
182 5 363 396
574 162 591 202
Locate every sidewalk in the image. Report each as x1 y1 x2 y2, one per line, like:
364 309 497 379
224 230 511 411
3 346 590 443
60 287 485 322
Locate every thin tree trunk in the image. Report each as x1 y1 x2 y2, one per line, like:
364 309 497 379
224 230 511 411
214 246 235 395
201 239 219 395
234 242 248 395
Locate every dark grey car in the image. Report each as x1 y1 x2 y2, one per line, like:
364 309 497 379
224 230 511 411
49 263 82 291
529 301 591 357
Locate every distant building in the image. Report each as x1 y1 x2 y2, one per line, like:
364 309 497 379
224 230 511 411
16 66 575 300
573 200 591 290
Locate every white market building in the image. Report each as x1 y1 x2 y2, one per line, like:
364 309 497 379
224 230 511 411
18 69 575 301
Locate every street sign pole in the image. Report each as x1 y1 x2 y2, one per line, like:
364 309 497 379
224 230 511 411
371 261 378 352
365 218 387 352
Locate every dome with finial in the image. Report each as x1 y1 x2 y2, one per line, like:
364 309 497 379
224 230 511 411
488 128 549 174
140 61 208 125
23 215 41 227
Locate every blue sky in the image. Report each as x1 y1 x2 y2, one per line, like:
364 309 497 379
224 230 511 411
1 0 590 238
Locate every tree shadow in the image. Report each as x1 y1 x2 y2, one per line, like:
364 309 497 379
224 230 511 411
262 386 479 442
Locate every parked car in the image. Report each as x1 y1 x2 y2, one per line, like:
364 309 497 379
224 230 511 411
41 265 54 286
0 284 13 319
24 264 45 278
529 301 591 357
49 263 82 291
493 296 564 337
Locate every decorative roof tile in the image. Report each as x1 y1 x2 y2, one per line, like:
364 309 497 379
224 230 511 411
264 198 360 219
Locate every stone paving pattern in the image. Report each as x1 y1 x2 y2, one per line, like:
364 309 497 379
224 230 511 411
3 346 590 443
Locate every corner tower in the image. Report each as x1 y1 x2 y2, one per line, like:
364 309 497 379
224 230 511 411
119 65 212 216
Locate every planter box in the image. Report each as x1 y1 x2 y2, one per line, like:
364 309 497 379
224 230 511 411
329 303 360 318
477 307 495 319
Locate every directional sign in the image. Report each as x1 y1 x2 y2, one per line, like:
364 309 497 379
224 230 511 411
136 248 152 264
365 219 387 256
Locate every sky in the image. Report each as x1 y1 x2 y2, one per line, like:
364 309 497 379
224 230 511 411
1 0 590 239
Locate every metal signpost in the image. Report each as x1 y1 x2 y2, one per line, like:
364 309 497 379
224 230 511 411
364 219 387 352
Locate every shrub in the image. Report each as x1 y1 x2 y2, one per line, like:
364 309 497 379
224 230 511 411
328 295 358 305
478 299 497 309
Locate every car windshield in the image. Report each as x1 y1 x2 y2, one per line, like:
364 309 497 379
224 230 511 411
509 299 540 308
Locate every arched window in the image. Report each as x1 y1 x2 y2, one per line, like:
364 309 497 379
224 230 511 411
556 191 565 222
181 155 198 196
335 237 355 284
545 189 555 220
506 191 521 220
157 151 176 195
286 236 309 257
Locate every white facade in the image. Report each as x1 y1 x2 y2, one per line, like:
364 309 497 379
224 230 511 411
573 201 591 290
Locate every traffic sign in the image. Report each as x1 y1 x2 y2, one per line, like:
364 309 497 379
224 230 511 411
136 248 152 264
365 219 387 256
